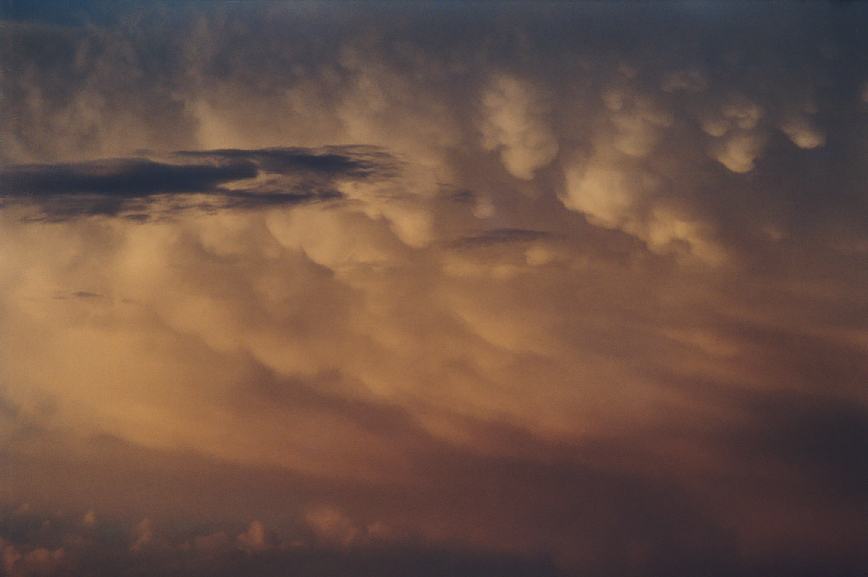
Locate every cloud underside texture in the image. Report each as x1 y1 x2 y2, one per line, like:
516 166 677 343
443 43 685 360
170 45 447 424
1 2 867 576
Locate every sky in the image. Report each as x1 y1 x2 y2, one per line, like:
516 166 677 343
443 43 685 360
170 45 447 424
1 1 867 576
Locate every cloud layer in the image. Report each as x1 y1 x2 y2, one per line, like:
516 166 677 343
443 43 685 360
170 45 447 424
1 2 867 576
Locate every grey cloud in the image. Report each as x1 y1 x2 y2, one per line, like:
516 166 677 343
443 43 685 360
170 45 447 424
0 146 398 220
175 146 399 181
1 159 257 196
2 3 868 576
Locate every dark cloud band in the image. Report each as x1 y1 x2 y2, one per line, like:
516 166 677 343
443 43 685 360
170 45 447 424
0 146 397 220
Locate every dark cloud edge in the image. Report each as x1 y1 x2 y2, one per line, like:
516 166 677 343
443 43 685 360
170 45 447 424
0 145 398 221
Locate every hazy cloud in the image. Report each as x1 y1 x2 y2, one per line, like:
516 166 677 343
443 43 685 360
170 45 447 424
1 2 867 576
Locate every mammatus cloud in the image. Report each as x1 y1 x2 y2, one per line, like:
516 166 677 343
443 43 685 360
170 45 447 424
779 115 826 150
480 74 559 180
1 2 868 576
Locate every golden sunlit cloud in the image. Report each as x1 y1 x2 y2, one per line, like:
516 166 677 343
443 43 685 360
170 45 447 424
1 2 867 576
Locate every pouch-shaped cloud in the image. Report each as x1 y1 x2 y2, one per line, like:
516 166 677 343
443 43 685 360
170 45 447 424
480 74 559 180
699 96 769 172
561 157 724 263
708 130 767 173
562 159 648 230
602 88 673 158
779 115 826 149
2 3 868 577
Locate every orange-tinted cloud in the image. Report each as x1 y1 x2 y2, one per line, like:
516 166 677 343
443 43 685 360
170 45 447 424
1 2 867 576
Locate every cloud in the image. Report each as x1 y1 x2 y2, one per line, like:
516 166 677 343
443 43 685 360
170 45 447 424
0 507 562 577
1 2 868 577
236 520 271 553
305 506 359 548
561 158 647 230
661 69 708 94
0 538 64 577
605 90 673 158
0 146 398 221
708 130 767 173
779 115 826 150
193 531 231 554
1 158 257 197
450 228 551 249
130 518 156 552
81 510 96 528
176 146 398 181
480 74 559 180
733 393 868 498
